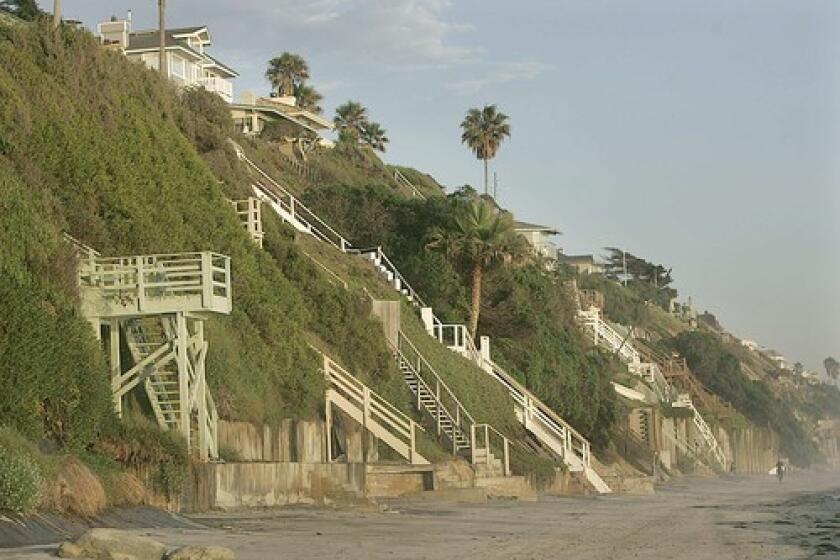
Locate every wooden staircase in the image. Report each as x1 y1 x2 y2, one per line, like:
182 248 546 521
322 354 429 465
74 245 229 461
124 316 182 430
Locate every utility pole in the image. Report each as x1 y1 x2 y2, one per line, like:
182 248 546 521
52 0 61 28
158 0 167 77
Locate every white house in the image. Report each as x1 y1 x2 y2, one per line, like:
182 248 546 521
514 221 560 260
98 16 237 104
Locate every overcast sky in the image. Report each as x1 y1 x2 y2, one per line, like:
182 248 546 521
68 1 840 373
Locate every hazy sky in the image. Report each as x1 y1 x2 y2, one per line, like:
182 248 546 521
68 1 840 372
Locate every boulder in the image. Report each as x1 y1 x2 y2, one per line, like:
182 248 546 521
166 546 236 560
56 528 166 560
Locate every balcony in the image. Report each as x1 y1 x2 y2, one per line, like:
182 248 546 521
79 252 232 318
198 76 233 104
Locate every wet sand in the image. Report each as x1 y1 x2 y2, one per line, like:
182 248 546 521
2 471 838 559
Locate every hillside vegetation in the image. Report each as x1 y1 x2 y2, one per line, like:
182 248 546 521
0 20 409 508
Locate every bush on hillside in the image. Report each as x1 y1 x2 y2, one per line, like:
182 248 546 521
672 331 818 466
0 20 342 427
0 446 42 512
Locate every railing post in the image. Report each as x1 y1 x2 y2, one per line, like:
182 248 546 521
136 257 145 312
435 380 441 436
503 438 510 476
470 424 477 465
362 386 370 432
201 252 213 308
409 421 416 464
484 425 490 465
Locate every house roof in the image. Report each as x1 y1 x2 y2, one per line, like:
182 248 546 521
257 97 333 129
559 254 597 264
514 220 560 235
230 103 322 134
124 26 238 78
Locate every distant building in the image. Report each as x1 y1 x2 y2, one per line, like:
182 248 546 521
513 221 560 260
741 339 761 352
764 351 790 371
98 16 237 103
558 254 603 275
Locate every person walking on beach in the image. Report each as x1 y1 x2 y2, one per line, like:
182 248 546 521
776 458 785 483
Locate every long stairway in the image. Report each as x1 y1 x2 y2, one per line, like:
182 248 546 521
322 353 429 465
396 332 510 476
230 142 606 488
576 305 727 470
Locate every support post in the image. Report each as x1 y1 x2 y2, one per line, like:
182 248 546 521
176 312 190 448
503 438 510 476
201 252 213 308
109 319 122 417
195 321 209 460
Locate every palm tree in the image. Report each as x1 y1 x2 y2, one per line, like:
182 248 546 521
460 105 511 195
428 200 523 337
52 0 59 28
334 101 368 141
824 357 839 385
158 0 166 76
266 53 309 97
294 84 323 114
361 122 389 152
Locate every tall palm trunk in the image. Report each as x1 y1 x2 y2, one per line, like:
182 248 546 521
468 262 482 339
158 0 167 77
483 157 489 195
52 0 60 28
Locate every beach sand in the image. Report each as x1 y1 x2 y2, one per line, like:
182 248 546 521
2 470 838 559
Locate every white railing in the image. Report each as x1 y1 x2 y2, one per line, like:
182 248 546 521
396 333 511 475
322 354 427 465
578 308 640 364
428 314 482 363
79 252 232 316
672 396 727 470
471 423 511 477
393 169 426 200
230 198 263 247
197 76 233 104
354 247 426 307
230 141 352 251
487 360 592 469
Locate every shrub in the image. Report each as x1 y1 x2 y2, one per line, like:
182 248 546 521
40 456 107 517
0 447 42 512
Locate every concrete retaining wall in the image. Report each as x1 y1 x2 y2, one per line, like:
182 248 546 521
219 417 378 464
188 462 368 511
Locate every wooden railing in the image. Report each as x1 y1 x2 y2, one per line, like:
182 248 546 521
471 423 511 477
323 354 427 465
486 359 592 470
231 141 351 251
230 198 264 247
578 308 641 364
79 252 232 316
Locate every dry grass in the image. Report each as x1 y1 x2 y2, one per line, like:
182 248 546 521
41 456 107 517
109 472 148 506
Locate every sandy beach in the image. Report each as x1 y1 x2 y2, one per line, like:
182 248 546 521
2 471 839 560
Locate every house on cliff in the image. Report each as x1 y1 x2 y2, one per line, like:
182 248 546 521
97 15 237 103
